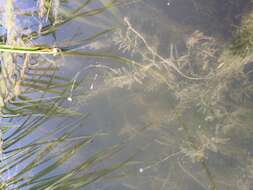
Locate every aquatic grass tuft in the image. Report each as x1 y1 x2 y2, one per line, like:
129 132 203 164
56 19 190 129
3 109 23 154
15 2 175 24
230 8 253 57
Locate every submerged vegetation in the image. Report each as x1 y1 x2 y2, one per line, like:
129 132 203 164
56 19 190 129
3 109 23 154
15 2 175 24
230 9 253 57
72 0 253 189
1 0 253 189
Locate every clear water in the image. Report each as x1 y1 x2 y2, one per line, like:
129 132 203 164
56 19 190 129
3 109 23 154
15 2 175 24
1 0 253 190
68 1 253 190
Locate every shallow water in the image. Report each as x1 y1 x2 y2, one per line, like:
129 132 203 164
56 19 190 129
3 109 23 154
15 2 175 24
1 0 253 189
62 1 253 190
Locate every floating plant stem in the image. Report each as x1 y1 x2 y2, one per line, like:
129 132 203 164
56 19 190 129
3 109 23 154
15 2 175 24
0 44 61 55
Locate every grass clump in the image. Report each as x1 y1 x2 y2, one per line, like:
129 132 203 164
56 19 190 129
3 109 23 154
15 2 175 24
230 8 253 57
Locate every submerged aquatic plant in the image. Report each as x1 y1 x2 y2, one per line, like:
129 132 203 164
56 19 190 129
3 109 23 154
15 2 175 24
0 0 252 189
71 1 253 189
230 8 253 57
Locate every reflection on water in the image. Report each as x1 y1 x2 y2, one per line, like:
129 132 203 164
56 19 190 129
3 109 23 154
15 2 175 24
1 0 253 189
